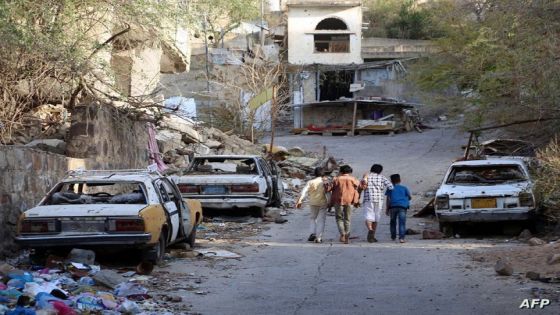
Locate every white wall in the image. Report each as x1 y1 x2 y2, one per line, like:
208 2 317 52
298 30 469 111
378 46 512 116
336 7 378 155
287 5 362 65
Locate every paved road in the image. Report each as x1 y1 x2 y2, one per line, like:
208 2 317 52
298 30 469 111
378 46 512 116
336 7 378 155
166 128 558 314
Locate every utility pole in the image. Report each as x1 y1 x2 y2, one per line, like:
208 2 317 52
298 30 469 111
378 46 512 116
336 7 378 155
260 0 265 46
203 14 213 127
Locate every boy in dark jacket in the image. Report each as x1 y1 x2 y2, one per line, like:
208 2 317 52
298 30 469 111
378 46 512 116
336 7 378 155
385 174 411 243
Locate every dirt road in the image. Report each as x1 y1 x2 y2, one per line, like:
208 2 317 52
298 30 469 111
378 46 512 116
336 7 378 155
163 128 559 314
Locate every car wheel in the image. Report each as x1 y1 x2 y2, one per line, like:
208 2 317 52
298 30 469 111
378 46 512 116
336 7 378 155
439 222 453 237
187 225 197 248
251 206 266 218
153 232 167 264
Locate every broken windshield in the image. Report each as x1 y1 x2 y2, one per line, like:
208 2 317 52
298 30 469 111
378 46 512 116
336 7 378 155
186 158 259 175
446 165 527 185
44 182 147 205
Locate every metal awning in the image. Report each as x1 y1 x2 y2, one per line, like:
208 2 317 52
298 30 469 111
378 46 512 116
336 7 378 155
292 99 420 108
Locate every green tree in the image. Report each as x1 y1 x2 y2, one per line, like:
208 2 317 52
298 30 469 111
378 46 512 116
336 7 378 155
409 0 560 135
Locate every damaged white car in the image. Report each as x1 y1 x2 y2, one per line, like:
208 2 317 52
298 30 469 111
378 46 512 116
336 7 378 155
435 159 536 234
172 155 284 217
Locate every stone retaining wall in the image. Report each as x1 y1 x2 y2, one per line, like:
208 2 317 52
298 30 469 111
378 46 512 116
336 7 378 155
0 147 88 256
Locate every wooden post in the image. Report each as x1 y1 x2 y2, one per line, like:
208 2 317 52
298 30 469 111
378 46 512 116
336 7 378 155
351 101 357 136
464 131 474 160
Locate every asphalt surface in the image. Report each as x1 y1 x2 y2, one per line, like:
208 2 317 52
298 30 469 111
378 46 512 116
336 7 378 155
165 128 559 314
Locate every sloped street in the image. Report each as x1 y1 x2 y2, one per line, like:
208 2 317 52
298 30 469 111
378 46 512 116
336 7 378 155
161 127 559 314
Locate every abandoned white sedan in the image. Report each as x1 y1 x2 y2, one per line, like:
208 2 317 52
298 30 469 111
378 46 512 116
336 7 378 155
15 169 203 262
173 155 284 217
435 159 535 234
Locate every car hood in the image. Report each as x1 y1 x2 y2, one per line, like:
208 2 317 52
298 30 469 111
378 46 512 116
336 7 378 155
174 175 261 185
24 204 148 218
436 182 532 198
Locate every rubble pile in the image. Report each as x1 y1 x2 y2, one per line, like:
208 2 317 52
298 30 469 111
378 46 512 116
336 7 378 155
156 116 262 172
0 250 187 315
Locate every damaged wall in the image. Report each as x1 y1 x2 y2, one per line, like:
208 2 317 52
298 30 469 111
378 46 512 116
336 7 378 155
66 104 150 169
0 147 89 257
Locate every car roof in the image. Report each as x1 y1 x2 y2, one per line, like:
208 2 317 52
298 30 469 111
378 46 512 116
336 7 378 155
451 158 526 167
61 170 163 183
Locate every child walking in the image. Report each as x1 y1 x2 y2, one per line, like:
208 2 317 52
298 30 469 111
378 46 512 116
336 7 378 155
386 174 412 243
331 165 360 244
361 164 393 243
296 167 331 243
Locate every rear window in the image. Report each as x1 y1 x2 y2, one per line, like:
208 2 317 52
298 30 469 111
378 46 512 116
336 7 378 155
446 165 527 185
186 158 259 175
44 182 147 205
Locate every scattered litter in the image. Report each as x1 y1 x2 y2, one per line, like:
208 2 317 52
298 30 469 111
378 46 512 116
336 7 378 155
195 248 242 259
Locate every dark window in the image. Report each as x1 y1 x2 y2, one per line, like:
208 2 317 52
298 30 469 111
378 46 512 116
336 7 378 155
314 34 349 53
316 18 348 30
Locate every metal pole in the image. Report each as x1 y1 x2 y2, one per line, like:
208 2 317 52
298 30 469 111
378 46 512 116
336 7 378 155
351 101 357 136
203 14 213 127
260 0 265 46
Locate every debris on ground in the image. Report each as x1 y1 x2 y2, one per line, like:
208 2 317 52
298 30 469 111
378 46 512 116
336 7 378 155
494 259 514 276
0 250 188 314
517 229 532 241
422 229 444 239
194 248 242 259
527 237 546 246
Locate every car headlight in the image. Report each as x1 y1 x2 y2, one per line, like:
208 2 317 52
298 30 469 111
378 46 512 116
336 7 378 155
519 192 534 207
20 219 59 234
435 194 449 210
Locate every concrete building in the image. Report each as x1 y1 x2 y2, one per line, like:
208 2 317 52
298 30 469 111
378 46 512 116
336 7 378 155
287 0 363 65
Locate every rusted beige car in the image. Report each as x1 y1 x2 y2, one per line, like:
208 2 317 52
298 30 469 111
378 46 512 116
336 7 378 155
16 169 203 262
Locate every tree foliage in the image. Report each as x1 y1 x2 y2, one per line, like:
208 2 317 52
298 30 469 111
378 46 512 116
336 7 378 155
188 0 260 47
363 0 444 39
408 0 560 137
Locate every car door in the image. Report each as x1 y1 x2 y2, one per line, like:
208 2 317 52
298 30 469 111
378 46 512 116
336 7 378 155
155 179 181 243
257 158 273 203
268 160 284 201
164 177 192 239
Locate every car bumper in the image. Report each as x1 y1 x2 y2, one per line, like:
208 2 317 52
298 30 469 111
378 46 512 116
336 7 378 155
15 233 152 248
436 209 534 223
183 195 268 209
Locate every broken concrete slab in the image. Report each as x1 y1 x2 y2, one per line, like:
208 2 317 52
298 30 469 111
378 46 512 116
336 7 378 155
161 116 200 143
494 259 513 276
156 130 183 154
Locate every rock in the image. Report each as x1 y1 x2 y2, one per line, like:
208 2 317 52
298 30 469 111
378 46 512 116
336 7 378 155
156 130 183 154
286 156 320 169
547 254 560 265
518 229 532 240
160 116 200 143
93 269 126 289
281 166 306 179
171 295 183 303
25 139 66 155
528 237 546 246
494 259 513 276
406 228 421 235
0 263 15 276
424 191 436 198
274 218 288 224
526 271 541 280
422 229 444 239
288 147 306 157
67 248 95 265
204 139 223 149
